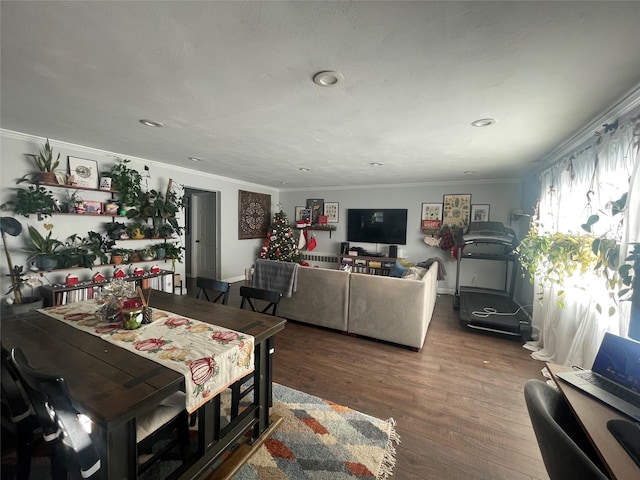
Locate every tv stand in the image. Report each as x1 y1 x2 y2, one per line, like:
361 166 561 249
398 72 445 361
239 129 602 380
338 255 397 276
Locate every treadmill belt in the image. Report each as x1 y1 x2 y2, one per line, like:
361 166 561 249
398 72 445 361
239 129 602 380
459 291 523 334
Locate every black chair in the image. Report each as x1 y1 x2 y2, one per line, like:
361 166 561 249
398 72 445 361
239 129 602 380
523 379 609 480
195 277 231 305
231 287 282 418
1 345 67 480
9 347 190 479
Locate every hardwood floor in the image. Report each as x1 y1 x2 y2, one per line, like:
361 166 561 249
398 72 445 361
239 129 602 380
192 280 550 479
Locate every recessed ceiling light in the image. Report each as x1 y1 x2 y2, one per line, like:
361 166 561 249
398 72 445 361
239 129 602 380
188 156 202 162
471 118 496 128
299 168 310 172
313 71 344 87
370 162 384 166
464 170 477 174
139 119 165 127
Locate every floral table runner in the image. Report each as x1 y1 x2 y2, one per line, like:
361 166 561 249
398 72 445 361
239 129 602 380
38 301 254 413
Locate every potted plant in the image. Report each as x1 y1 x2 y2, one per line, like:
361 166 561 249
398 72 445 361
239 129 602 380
139 247 156 262
163 242 185 271
22 225 63 271
86 231 116 265
127 180 184 238
23 138 61 185
101 159 142 211
155 244 166 260
1 185 56 218
56 234 98 269
127 222 146 240
1 216 44 310
105 221 129 240
59 189 83 214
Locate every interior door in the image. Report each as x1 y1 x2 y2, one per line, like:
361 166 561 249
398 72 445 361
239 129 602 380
191 191 219 279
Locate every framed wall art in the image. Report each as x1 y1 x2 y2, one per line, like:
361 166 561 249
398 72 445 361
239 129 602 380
420 203 443 229
68 157 99 189
471 204 490 222
306 198 324 225
324 202 339 223
238 190 271 239
442 193 471 229
294 206 305 222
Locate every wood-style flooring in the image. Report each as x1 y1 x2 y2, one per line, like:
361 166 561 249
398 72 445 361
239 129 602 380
191 280 550 480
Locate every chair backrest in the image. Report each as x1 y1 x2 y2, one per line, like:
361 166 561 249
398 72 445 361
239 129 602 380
195 277 231 305
10 348 102 480
523 379 609 480
239 286 281 316
1 345 32 428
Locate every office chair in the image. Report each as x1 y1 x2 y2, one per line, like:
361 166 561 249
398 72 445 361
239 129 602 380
9 347 190 479
524 379 610 480
195 277 231 305
231 287 282 418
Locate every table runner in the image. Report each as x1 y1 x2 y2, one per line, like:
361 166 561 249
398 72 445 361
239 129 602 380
38 301 255 413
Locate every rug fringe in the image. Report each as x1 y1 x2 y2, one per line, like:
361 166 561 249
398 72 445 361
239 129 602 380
377 417 401 480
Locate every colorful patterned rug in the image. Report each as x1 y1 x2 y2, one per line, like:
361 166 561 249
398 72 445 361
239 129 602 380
1 384 399 480
234 384 400 479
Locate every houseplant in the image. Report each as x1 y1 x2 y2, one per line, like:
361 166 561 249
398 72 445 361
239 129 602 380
101 159 142 210
127 222 146 240
86 231 116 265
105 221 129 240
56 234 98 268
22 225 63 271
127 179 184 238
162 242 184 271
139 247 156 261
23 138 61 184
1 185 56 218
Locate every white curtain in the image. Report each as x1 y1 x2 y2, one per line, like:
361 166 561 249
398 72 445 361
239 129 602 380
527 115 640 368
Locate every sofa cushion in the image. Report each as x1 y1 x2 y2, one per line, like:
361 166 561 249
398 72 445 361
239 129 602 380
402 266 428 280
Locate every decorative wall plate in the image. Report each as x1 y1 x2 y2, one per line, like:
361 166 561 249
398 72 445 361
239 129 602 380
238 190 271 239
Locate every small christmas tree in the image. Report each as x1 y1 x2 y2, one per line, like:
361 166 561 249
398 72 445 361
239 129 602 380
260 208 302 263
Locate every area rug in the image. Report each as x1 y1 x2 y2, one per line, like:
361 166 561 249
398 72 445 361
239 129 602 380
234 384 400 479
1 384 399 480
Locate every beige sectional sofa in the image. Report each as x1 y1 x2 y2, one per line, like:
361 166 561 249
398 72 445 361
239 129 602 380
278 262 438 350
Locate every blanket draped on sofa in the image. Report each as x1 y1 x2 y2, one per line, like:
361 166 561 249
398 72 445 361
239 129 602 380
253 258 299 297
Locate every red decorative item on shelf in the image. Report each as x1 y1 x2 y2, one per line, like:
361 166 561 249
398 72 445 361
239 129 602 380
92 272 106 283
65 274 79 286
317 215 328 225
150 265 160 274
114 268 126 279
134 267 144 276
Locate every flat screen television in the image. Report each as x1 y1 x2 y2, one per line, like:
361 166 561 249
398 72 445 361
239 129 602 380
347 209 408 245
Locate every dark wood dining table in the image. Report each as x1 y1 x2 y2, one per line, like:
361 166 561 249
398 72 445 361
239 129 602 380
1 291 287 480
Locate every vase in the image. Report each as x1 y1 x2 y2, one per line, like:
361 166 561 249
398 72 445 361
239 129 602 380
112 254 123 265
155 247 166 260
37 172 58 185
9 296 44 315
36 255 58 271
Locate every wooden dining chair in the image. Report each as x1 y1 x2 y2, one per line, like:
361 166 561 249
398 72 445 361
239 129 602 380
1 345 67 480
230 287 282 418
195 277 231 305
9 347 191 479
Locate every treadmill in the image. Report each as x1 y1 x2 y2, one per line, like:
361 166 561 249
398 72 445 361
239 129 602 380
453 221 531 340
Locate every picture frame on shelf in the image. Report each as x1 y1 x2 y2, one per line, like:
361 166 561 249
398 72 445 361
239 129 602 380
421 203 443 229
471 204 490 222
68 157 99 189
306 198 324 225
294 206 305 222
324 202 339 223
82 200 103 214
442 193 471 229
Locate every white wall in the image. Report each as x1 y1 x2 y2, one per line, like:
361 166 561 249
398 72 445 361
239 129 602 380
0 130 278 300
279 180 524 295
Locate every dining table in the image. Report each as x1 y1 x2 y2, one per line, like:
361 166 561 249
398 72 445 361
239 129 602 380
1 290 287 480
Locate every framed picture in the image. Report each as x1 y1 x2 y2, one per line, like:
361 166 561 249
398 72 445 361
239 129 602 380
294 206 305 222
306 198 324 225
421 203 443 229
471 204 490 222
238 190 271 239
68 157 99 189
324 202 339 223
442 193 472 229
82 200 103 214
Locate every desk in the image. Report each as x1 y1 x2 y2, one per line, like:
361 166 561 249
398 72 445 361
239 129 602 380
1 291 286 480
547 363 640 480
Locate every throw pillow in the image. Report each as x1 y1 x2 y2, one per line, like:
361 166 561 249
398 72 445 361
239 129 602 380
402 266 428 280
390 260 408 278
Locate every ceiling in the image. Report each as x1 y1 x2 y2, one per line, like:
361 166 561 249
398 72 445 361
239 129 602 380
2 1 640 189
